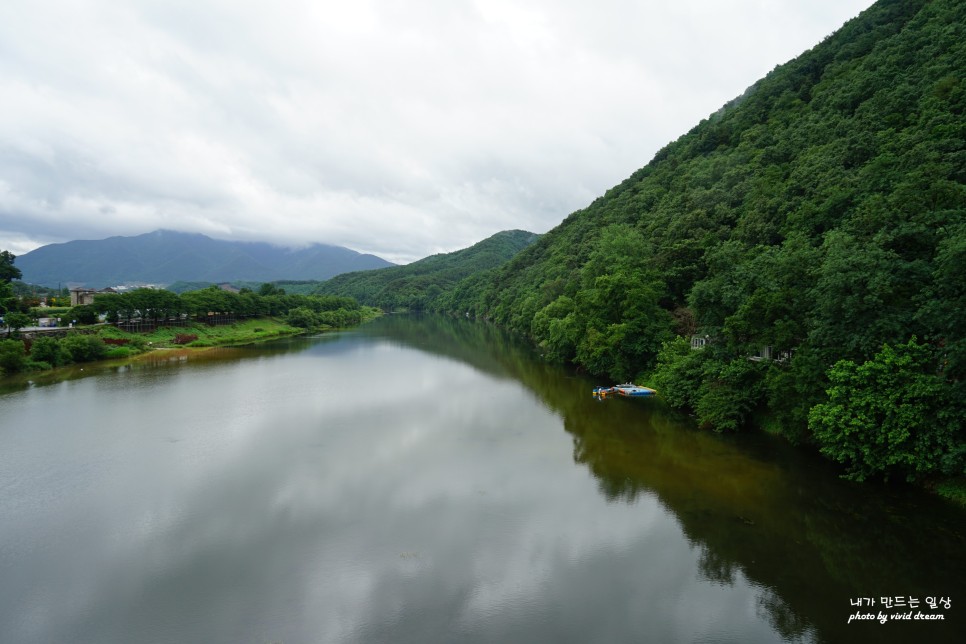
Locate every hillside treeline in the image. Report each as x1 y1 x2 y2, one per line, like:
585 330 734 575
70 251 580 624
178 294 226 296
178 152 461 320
89 286 369 329
314 230 537 311
437 0 965 482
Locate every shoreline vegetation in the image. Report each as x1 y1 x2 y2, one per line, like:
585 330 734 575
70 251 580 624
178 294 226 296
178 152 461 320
0 313 381 393
0 284 383 380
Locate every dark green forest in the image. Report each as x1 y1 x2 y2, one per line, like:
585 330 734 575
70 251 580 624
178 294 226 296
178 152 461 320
436 0 965 483
314 229 537 310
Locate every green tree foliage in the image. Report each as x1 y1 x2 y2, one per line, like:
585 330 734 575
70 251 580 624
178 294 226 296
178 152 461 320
0 339 26 373
70 305 99 325
435 0 964 480
3 311 33 333
91 286 364 325
0 250 21 314
652 337 707 410
652 338 765 431
29 337 66 367
285 306 320 329
526 225 672 379
809 339 965 481
59 334 107 363
0 250 21 283
257 283 286 296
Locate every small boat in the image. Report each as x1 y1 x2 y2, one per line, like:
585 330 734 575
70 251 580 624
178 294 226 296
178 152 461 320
613 383 657 397
592 383 656 398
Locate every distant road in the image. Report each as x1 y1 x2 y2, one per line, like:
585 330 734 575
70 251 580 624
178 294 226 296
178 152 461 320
2 323 108 336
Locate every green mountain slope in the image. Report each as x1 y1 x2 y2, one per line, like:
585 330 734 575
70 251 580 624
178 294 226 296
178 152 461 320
315 230 538 310
440 0 965 482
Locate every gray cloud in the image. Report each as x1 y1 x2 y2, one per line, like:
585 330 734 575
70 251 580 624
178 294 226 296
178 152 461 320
0 0 874 263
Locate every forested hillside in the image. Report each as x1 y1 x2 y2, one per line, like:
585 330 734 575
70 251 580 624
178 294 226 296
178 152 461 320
438 0 965 483
315 229 537 310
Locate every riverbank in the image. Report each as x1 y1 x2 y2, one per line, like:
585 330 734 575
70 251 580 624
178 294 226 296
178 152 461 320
0 314 381 389
98 317 306 349
632 369 966 509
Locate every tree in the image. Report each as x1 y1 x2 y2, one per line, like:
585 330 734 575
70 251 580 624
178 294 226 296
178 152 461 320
0 339 26 373
0 280 13 315
70 305 98 325
60 334 107 363
3 312 33 336
808 339 965 482
0 250 21 315
285 306 319 329
258 283 285 296
29 336 65 367
0 250 21 282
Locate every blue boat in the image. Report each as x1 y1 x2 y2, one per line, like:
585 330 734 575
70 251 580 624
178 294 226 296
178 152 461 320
592 383 656 398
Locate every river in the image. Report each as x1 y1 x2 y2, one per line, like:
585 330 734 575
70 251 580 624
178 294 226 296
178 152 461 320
0 315 963 643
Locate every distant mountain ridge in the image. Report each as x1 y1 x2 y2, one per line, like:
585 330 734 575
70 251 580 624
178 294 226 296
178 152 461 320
315 229 538 310
15 230 395 287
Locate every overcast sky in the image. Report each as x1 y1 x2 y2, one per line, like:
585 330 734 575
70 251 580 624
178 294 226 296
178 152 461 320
0 0 875 264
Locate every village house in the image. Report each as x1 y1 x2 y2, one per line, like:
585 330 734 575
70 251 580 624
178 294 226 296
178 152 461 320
69 287 116 306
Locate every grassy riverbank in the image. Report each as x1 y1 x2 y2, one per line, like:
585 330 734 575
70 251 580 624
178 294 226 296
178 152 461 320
0 315 383 395
1 313 382 380
97 317 305 348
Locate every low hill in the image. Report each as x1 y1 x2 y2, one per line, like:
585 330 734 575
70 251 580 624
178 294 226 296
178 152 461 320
15 230 394 287
315 229 538 310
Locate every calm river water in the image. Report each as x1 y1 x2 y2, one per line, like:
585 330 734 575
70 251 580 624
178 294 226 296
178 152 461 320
0 316 963 643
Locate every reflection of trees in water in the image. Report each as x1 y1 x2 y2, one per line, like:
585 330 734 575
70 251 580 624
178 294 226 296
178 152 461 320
698 546 818 642
697 546 737 586
756 587 818 643
372 315 810 636
592 474 651 504
364 315 966 644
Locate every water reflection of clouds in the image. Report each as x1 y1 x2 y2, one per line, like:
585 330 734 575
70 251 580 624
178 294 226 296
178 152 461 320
0 335 790 644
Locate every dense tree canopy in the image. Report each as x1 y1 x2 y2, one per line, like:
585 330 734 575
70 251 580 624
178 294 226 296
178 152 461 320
809 339 963 482
93 286 366 328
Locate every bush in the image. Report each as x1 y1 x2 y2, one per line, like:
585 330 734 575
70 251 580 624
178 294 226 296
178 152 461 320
29 336 65 367
652 337 707 410
0 339 27 373
285 307 320 329
173 334 199 345
60 334 107 363
652 338 766 431
694 358 766 432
